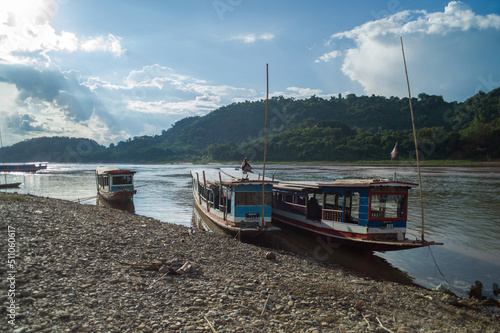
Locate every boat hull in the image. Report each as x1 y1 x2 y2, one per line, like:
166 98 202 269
273 209 438 252
0 182 21 189
98 190 136 203
2 163 47 173
193 193 279 237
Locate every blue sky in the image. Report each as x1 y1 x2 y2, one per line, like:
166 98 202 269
1 0 499 146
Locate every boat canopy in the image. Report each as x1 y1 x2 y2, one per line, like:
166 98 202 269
274 179 418 193
190 168 278 187
96 166 136 175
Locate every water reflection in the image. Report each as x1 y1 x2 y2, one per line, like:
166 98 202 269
192 206 417 287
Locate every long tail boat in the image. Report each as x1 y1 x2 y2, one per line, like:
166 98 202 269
191 167 280 237
272 178 442 252
0 182 21 189
1 162 48 173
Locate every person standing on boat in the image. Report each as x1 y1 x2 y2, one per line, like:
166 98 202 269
241 158 252 172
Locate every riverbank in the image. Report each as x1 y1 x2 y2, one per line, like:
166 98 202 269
1 194 498 333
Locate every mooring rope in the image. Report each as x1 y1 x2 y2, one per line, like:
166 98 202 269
427 245 455 293
72 195 98 203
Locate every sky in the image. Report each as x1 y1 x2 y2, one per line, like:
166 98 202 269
0 0 499 147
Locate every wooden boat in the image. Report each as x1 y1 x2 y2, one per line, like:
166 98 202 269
1 162 47 173
272 178 442 252
95 166 137 202
191 167 280 237
0 182 21 189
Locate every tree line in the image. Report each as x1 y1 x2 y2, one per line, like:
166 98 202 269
1 87 499 163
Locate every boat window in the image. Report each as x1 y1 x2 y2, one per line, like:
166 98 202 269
295 195 306 206
344 191 360 223
235 192 272 206
324 192 342 210
322 192 342 222
370 193 406 219
99 175 109 187
212 186 220 209
113 175 133 185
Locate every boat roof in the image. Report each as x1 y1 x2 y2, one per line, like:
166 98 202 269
274 179 418 192
96 166 136 175
2 162 48 165
191 167 278 186
319 179 419 188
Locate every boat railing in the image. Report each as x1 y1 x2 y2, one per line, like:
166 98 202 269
276 201 306 215
200 196 214 208
371 210 384 218
322 208 342 222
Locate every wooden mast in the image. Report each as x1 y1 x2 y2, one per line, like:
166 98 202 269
261 64 269 228
401 36 425 242
0 130 6 186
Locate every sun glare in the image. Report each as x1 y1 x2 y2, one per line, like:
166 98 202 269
3 0 53 25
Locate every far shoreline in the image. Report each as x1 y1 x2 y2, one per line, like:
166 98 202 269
181 160 500 167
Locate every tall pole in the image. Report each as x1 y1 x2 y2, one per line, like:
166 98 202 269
401 37 425 242
0 129 7 186
261 64 269 228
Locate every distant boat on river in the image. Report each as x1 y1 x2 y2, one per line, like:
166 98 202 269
190 167 280 237
272 178 442 252
0 182 21 189
95 166 137 202
1 162 48 173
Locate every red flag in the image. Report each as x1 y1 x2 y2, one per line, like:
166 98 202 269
391 141 398 160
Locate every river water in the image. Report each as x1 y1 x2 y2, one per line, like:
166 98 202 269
2 163 499 298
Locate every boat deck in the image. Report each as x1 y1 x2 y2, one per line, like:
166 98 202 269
190 168 278 186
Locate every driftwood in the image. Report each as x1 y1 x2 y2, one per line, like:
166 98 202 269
260 294 271 316
376 317 395 333
204 316 218 333
446 299 479 310
468 281 486 300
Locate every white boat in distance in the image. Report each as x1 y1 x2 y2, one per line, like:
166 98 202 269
95 166 137 202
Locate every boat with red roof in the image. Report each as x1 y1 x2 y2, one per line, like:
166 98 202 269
272 178 442 251
95 166 137 202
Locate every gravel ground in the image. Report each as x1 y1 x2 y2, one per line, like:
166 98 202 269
0 194 499 333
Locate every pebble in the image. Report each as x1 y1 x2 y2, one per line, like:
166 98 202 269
0 194 498 333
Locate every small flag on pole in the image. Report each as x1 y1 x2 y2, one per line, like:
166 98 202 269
391 141 398 160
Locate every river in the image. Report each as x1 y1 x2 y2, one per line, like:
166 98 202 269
2 163 499 298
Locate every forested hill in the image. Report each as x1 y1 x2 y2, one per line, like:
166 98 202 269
152 92 456 151
2 88 499 163
0 137 105 163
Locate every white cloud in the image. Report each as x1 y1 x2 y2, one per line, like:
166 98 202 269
77 65 261 142
127 94 221 115
80 34 125 56
91 64 256 116
229 33 275 43
0 3 125 65
270 87 327 100
315 50 342 63
317 1 500 101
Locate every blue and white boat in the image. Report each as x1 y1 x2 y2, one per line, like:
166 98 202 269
95 166 137 202
1 162 47 173
191 168 280 236
272 178 442 251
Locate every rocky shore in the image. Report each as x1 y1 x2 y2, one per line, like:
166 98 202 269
1 194 498 333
